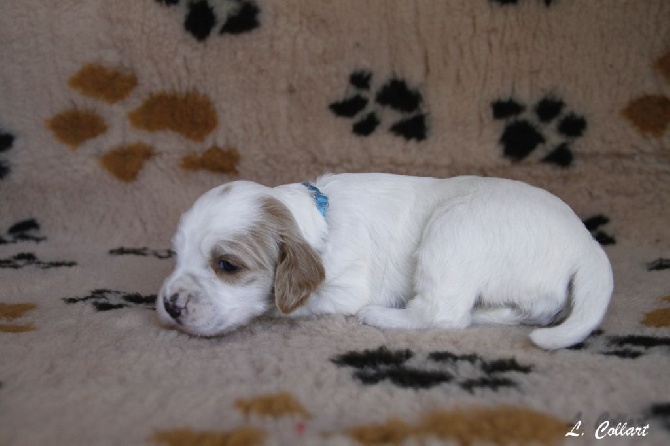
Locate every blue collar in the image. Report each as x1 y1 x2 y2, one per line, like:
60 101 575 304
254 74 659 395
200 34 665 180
302 183 329 218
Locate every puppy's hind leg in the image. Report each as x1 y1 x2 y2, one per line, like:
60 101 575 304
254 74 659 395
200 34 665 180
358 199 481 331
359 259 479 331
358 285 479 330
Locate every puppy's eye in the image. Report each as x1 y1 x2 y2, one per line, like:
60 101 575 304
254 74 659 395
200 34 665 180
215 258 240 273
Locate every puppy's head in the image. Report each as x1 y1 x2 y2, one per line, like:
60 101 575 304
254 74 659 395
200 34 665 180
157 181 325 336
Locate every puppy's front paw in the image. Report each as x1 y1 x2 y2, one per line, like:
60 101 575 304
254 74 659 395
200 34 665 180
357 305 419 330
357 305 387 327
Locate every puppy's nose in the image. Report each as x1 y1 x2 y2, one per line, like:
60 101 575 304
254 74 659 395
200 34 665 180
164 293 184 320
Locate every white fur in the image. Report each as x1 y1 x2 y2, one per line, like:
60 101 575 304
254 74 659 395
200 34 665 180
157 173 613 349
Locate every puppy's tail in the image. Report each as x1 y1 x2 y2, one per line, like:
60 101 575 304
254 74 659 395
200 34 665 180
530 247 613 350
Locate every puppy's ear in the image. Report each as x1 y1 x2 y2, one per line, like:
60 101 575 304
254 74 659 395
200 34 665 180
262 197 325 314
274 232 325 314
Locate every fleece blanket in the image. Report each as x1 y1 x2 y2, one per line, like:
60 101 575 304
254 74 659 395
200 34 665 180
1 1 669 445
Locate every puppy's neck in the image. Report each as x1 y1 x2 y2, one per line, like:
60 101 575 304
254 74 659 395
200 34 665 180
271 183 328 253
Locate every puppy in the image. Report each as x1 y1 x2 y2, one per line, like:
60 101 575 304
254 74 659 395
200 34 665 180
157 173 613 349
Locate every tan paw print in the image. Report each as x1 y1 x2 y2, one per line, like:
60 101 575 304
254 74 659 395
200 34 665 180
0 302 37 333
152 392 309 446
46 63 240 182
643 295 670 328
345 406 569 446
151 392 570 445
622 51 670 138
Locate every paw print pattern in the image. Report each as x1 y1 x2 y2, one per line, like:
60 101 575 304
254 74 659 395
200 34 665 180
46 63 240 182
492 95 587 167
0 219 46 245
108 246 175 259
345 406 568 446
330 70 429 141
568 330 670 359
154 390 567 445
0 127 16 180
642 295 670 329
622 51 670 137
582 214 616 246
154 426 265 446
331 346 533 392
647 258 670 271
332 347 449 389
181 146 240 175
491 0 556 6
428 351 533 393
156 0 261 42
0 302 37 333
63 289 156 312
0 252 76 270
646 403 670 431
154 393 308 445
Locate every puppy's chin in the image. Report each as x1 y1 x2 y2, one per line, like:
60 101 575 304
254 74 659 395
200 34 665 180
155 294 270 337
174 321 241 338
157 313 252 338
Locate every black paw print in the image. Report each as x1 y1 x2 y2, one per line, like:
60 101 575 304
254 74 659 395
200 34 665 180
331 346 533 392
0 252 76 270
568 331 670 359
582 215 616 246
646 403 670 431
63 289 157 312
0 128 16 180
109 247 175 259
492 95 587 167
647 258 670 271
330 70 429 141
157 0 261 42
491 0 556 6
428 351 533 393
0 219 46 245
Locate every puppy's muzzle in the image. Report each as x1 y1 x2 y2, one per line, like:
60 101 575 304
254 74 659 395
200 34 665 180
162 292 191 322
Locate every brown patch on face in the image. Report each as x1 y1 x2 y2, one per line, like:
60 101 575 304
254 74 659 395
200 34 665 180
209 251 251 285
46 109 107 149
210 218 280 285
128 91 217 141
181 146 240 175
261 197 325 314
206 196 323 312
152 426 265 446
655 51 670 83
68 64 138 104
235 392 311 419
622 94 670 137
347 406 569 446
99 143 155 182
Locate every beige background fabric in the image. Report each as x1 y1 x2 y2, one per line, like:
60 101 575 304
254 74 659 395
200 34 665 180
1 1 669 444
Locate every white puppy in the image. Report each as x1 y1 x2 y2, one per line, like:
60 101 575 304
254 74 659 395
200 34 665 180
157 173 613 349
